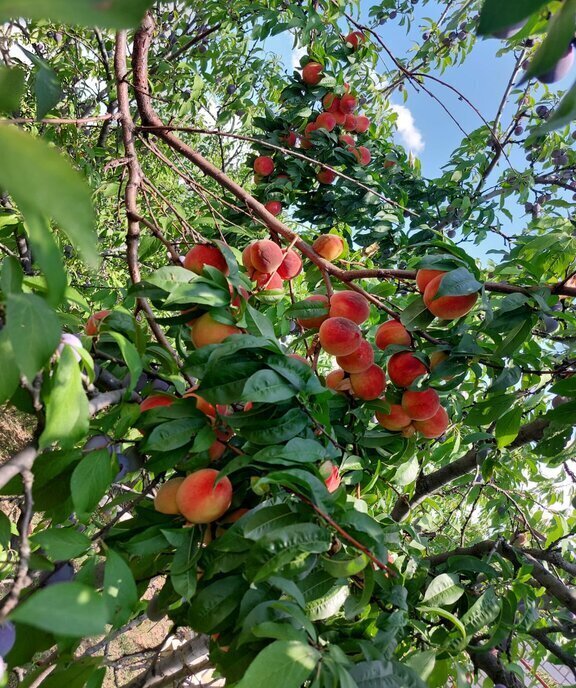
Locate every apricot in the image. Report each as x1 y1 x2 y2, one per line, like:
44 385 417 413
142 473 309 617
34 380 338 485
176 469 233 524
355 115 370 133
319 460 341 493
140 394 175 412
251 239 284 273
312 234 345 261
402 424 416 438
253 156 275 176
184 389 216 418
319 317 362 356
331 110 346 126
352 146 371 165
264 200 282 216
339 134 355 148
277 250 302 280
350 364 386 400
326 369 347 391
297 294 330 329
429 350 449 371
241 244 254 270
416 269 446 293
413 405 449 438
345 31 365 49
339 94 357 114
402 388 440 421
183 244 228 275
190 312 242 348
209 440 226 462
304 122 319 136
316 112 337 132
323 93 338 110
300 137 312 150
387 352 427 388
302 61 323 85
317 169 337 184
253 271 284 290
375 404 412 431
154 477 185 515
375 320 412 350
343 114 357 131
85 309 110 336
282 131 297 147
329 290 370 325
336 338 374 373
423 274 479 320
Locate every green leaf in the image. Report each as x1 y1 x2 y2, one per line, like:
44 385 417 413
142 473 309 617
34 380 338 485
24 210 67 305
188 575 248 633
6 292 61 381
0 127 97 268
465 393 516 427
419 606 467 640
495 407 522 448
434 268 481 298
393 455 419 487
405 651 436 682
236 641 320 688
303 573 349 620
40 346 89 449
478 0 550 36
241 408 308 445
0 0 156 29
349 661 394 687
103 549 138 625
400 296 435 331
421 573 464 607
10 582 107 637
0 66 25 112
170 527 200 600
546 399 576 424
0 511 12 549
460 587 501 636
35 64 63 120
31 527 91 561
141 417 204 452
0 330 20 404
1 255 23 294
242 369 296 403
70 449 116 515
109 332 143 395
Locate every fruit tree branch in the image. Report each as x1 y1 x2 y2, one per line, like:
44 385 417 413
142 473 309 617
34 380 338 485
528 628 576 677
469 647 524 688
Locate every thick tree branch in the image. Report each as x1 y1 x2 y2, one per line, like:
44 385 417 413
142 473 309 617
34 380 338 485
528 628 576 677
470 647 524 688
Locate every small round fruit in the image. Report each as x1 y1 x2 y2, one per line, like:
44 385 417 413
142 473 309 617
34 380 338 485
183 244 228 275
345 31 365 49
317 169 337 184
0 622 16 658
326 369 346 391
85 309 110 336
302 61 323 85
329 290 370 324
350 364 386 400
282 131 297 147
413 405 449 438
355 115 370 133
343 114 357 131
277 250 302 280
375 320 411 350
416 269 446 293
387 352 427 388
251 239 284 273
312 234 345 261
423 274 478 320
176 469 233 524
297 294 330 329
154 477 185 514
339 134 355 148
316 112 337 131
429 350 449 371
352 146 371 165
242 244 254 270
402 388 440 421
339 94 357 114
264 200 282 216
191 312 242 348
319 317 362 356
140 394 175 412
376 404 412 431
253 156 275 176
319 460 341 492
336 339 374 373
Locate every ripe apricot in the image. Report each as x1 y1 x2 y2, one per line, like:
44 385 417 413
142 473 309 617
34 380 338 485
339 133 355 148
264 200 282 216
413 405 449 438
190 312 242 348
297 294 330 328
387 352 427 387
343 114 357 131
140 394 175 412
339 94 357 114
154 477 185 515
329 290 370 324
376 404 412 431
184 389 216 418
302 61 323 85
416 269 446 293
305 122 319 136
429 350 449 371
345 31 365 49
336 338 374 373
319 317 362 356
312 234 345 261
176 469 233 524
402 388 440 421
282 131 297 147
423 274 478 320
316 112 337 131
251 239 284 273
350 364 386 400
242 244 254 270
352 146 371 165
375 320 412 350
253 271 284 290
331 110 346 126
317 169 337 184
355 115 370 133
323 93 339 110
183 244 228 275
277 250 302 280
326 369 347 391
402 424 416 438
300 137 313 150
319 460 341 493
85 309 110 336
253 156 275 176
209 440 227 462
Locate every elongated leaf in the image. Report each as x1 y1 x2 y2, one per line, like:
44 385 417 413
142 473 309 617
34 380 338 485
103 549 138 625
242 369 296 403
422 573 464 607
460 587 501 635
0 330 19 404
24 210 66 305
435 268 481 298
170 527 200 599
109 332 143 395
141 417 204 452
31 528 90 561
70 449 116 515
236 641 320 688
495 407 522 448
35 63 63 120
0 0 155 28
188 576 248 633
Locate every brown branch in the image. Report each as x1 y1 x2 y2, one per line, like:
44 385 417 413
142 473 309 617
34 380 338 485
470 647 524 688
0 114 118 126
528 628 576 677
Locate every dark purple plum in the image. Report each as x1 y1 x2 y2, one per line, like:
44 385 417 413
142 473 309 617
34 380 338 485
552 395 569 408
492 20 525 39
0 622 15 657
44 562 75 586
538 45 575 84
151 379 171 392
114 446 143 481
83 434 111 452
543 315 559 333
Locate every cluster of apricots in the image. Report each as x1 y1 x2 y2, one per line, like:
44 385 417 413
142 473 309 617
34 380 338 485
241 237 302 292
153 469 233 523
416 268 478 320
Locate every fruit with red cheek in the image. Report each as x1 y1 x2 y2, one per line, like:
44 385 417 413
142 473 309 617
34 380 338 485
375 320 412 350
429 350 449 371
319 317 362 356
345 31 365 49
251 239 284 273
183 244 228 275
339 134 355 147
336 338 374 373
242 244 254 270
253 271 284 290
402 388 440 421
383 160 396 169
323 93 339 110
253 156 275 176
339 94 357 114
387 352 428 387
85 310 111 336
282 131 297 147
326 369 347 391
154 477 185 514
230 285 250 309
304 122 319 137
343 114 357 131
140 394 175 412
413 405 449 438
297 294 330 329
190 312 242 348
176 469 233 524
329 290 370 325
302 61 323 85
312 234 345 261
209 440 227 461
352 146 371 165
317 169 337 184
416 269 447 293
538 45 575 84
319 460 341 492
423 274 478 320
183 389 216 418
375 404 412 431
355 115 370 133
277 250 302 280
402 424 416 438
300 137 313 150
331 109 346 126
350 364 386 400
316 112 337 131
264 200 282 216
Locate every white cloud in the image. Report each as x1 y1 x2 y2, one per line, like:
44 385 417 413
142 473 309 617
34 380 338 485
390 103 425 155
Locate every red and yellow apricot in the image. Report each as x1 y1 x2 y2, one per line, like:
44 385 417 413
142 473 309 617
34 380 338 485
329 290 370 325
343 114 357 131
375 320 411 350
350 364 386 400
85 310 110 336
336 338 374 373
387 352 427 388
282 131 297 147
175 469 233 524
319 317 362 356
345 31 365 49
317 169 337 184
319 460 341 493
323 93 339 110
416 269 446 293
251 239 284 273
264 200 282 216
326 368 347 391
375 404 412 431
209 440 227 462
352 146 371 165
277 250 302 280
312 234 345 261
316 112 337 131
242 244 254 270
413 405 449 438
184 389 216 418
253 271 284 290
339 134 355 148
154 477 185 515
423 274 478 320
253 156 275 176
302 61 323 85
429 350 449 371
402 388 440 421
140 394 175 413
183 244 228 275
297 294 330 329
339 94 357 114
190 312 242 348
355 115 370 133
